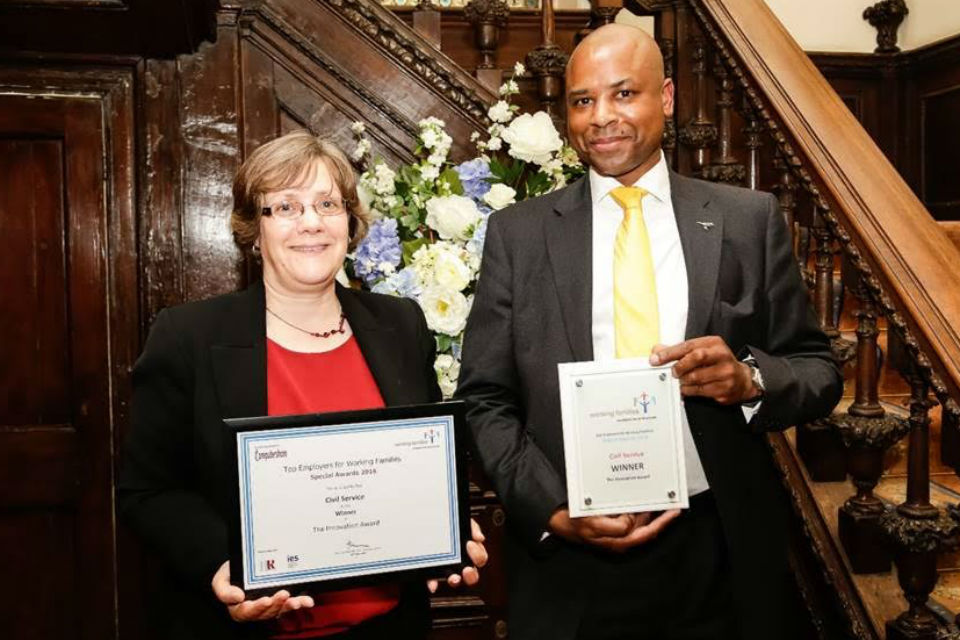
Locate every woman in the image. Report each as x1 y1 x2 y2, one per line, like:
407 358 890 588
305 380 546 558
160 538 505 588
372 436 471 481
120 130 486 639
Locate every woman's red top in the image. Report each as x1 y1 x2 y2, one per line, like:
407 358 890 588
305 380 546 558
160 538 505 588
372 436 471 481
267 336 401 638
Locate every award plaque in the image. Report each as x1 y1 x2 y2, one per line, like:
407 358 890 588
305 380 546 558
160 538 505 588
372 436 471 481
224 402 470 595
558 359 688 518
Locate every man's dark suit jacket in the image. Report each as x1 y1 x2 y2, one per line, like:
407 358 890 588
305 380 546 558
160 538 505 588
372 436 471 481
457 171 843 640
119 281 438 639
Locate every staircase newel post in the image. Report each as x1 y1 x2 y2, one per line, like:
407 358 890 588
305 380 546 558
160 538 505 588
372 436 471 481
464 0 510 92
525 0 567 118
880 333 958 640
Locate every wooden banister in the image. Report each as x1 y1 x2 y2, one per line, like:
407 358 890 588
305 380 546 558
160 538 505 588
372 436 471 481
696 0 960 405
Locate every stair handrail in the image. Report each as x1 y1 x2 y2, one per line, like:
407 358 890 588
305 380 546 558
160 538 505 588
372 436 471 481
695 0 960 407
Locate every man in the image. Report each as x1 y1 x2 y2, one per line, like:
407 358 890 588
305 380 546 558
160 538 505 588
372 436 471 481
457 23 842 640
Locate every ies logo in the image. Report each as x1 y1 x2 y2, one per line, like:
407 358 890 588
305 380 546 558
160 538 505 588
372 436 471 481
260 558 276 572
633 392 656 414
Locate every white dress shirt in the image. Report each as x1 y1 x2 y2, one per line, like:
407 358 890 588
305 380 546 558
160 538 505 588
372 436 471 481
589 152 710 496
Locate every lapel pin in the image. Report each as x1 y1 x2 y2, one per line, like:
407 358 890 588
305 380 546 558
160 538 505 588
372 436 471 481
696 221 715 231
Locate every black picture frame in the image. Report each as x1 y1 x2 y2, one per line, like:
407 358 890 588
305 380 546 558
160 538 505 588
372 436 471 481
224 401 470 598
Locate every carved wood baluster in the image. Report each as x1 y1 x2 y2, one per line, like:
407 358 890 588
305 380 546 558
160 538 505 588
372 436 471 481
702 53 744 185
464 0 510 92
741 94 762 190
678 36 716 176
881 334 959 640
772 151 797 253
812 207 838 342
575 0 620 45
525 0 567 116
834 272 908 573
796 204 847 482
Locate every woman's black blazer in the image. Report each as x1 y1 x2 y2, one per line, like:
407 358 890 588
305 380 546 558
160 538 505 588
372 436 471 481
119 280 441 639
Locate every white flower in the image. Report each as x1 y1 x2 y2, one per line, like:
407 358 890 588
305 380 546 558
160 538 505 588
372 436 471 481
372 163 396 195
421 128 439 149
470 131 481 143
431 246 473 291
499 79 519 96
351 121 366 135
420 287 470 336
351 138 371 162
419 116 445 129
483 183 516 210
424 194 481 241
514 62 526 77
486 136 502 151
501 112 563 166
434 353 462 398
488 100 513 124
421 165 440 182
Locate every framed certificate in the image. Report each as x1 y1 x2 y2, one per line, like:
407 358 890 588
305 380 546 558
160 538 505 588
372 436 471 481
558 359 688 517
224 402 470 596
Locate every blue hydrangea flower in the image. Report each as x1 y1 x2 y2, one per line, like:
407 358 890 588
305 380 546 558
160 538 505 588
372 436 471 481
455 159 493 201
353 218 402 284
372 267 422 300
466 213 490 258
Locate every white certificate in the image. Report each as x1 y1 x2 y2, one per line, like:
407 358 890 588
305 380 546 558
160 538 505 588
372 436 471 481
231 410 463 592
558 359 688 517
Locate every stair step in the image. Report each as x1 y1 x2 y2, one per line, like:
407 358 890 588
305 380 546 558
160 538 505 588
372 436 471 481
939 221 960 252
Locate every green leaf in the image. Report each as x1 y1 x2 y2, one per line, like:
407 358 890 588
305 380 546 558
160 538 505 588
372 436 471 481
440 168 464 195
402 237 428 264
526 171 551 197
436 334 452 354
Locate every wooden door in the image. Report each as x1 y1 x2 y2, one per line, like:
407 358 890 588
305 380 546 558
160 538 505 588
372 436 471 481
0 75 137 639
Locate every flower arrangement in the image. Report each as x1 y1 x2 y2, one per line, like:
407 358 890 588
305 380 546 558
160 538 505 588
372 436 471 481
347 64 584 397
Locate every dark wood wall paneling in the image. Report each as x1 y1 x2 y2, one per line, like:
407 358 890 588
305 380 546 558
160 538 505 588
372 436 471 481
811 34 960 221
0 2 500 638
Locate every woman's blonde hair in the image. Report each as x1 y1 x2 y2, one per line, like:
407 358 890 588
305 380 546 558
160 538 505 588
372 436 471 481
231 130 369 252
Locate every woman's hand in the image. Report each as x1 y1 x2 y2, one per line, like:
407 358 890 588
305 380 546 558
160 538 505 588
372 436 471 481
428 518 489 593
212 561 315 621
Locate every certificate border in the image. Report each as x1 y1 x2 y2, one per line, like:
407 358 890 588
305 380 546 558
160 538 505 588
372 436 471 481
558 359 689 517
224 401 470 597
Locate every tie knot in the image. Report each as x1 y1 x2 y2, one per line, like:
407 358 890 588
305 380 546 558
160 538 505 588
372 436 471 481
610 186 648 212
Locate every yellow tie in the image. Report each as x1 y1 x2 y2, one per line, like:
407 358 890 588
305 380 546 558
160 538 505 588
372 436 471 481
610 186 659 358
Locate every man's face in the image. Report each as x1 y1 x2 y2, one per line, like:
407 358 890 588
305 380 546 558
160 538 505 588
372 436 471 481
565 40 674 185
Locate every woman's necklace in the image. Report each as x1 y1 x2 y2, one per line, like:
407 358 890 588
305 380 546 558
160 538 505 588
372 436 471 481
266 307 346 338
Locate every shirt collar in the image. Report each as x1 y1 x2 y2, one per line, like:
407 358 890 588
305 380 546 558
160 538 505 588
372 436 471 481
589 150 671 207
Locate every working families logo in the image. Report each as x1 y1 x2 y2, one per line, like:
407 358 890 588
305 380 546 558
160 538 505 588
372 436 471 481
633 392 656 414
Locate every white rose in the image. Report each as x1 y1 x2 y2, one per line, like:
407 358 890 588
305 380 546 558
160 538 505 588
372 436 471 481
483 183 517 210
420 287 470 336
501 111 563 166
432 247 472 291
351 121 366 135
487 100 512 124
421 165 440 182
373 163 396 195
425 195 481 241
486 136 502 151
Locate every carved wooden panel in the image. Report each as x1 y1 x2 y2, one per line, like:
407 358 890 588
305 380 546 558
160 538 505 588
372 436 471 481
921 86 960 221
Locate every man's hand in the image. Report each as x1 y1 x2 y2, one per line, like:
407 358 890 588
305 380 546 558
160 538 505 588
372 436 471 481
211 561 315 622
428 518 489 593
548 508 680 553
650 337 760 405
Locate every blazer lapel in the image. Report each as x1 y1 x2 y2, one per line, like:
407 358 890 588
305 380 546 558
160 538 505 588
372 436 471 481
671 172 723 339
337 285 405 406
210 281 268 418
545 177 594 362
